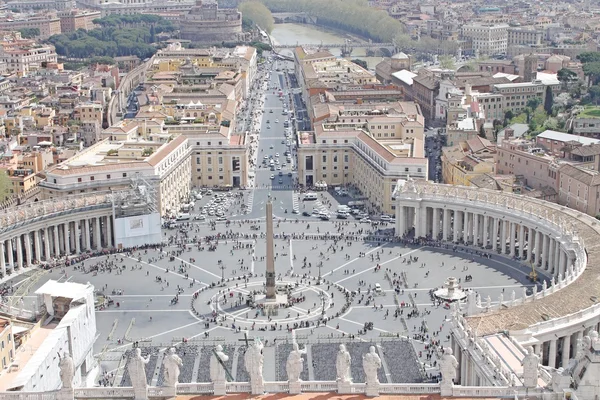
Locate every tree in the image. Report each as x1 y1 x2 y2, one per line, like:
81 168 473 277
557 68 578 90
240 1 274 33
18 28 40 38
439 55 455 70
544 86 553 115
526 97 542 110
0 171 11 203
589 85 600 105
577 52 600 64
583 61 600 86
504 110 514 124
351 59 368 69
478 123 486 138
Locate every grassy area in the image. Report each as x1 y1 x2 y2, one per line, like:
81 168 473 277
579 107 600 118
510 113 528 124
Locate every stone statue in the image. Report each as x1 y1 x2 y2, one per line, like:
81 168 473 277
286 343 306 383
511 290 516 303
499 293 504 304
440 347 458 385
362 346 382 386
485 295 491 308
591 331 600 350
336 344 352 383
162 347 182 387
210 345 229 384
128 348 150 390
522 287 527 301
475 293 481 307
542 280 547 291
551 276 556 287
244 338 264 391
58 352 74 390
533 284 538 295
522 346 539 388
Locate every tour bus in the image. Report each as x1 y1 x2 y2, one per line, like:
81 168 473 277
303 193 318 201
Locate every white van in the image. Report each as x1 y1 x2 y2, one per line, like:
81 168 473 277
303 193 318 201
374 283 382 293
176 213 191 221
337 205 351 213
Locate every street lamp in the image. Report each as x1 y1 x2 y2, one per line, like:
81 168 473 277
219 264 226 286
317 262 322 285
321 293 326 316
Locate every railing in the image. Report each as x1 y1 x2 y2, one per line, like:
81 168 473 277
225 382 252 392
2 393 59 400
74 387 135 398
301 381 338 392
379 383 440 394
175 383 213 394
264 381 290 392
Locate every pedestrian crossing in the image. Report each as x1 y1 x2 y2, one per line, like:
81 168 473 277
292 192 300 213
267 185 295 190
245 191 255 214
314 199 329 214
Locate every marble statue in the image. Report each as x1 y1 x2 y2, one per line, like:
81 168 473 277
499 293 504 304
286 343 306 383
244 338 264 390
485 295 491 308
591 331 600 350
542 280 547 291
336 344 352 383
210 345 229 384
128 348 150 390
533 284 538 295
58 352 74 390
162 347 183 387
522 346 539 388
551 276 556 287
440 347 458 385
511 290 516 303
362 346 382 386
522 287 527 300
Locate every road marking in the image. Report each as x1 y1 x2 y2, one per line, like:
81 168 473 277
98 309 191 313
322 245 384 278
161 252 221 279
334 247 424 285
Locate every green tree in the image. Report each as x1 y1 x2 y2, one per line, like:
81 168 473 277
527 97 542 110
478 123 486 138
557 68 578 90
544 86 553 115
589 85 600 104
240 1 274 33
18 28 40 38
577 52 600 63
439 55 455 70
583 61 600 86
351 59 368 69
0 171 10 202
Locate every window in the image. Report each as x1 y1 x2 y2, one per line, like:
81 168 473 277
322 155 327 163
106 175 111 179
90 176 94 181
77 178 82 183
123 173 127 177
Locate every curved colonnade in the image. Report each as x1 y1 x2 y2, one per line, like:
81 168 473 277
0 193 115 277
395 181 600 371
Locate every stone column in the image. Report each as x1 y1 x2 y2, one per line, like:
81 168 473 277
548 339 557 368
562 334 571 368
443 209 450 241
500 219 507 254
548 239 555 273
75 221 81 254
34 230 41 263
534 230 542 266
573 331 583 359
397 206 406 237
553 240 561 275
54 225 60 256
518 224 525 259
69 222 76 253
526 229 533 263
64 223 71 255
15 236 23 269
509 222 516 257
95 217 102 250
107 215 113 247
84 219 91 251
24 233 32 266
432 208 440 240
482 216 489 247
473 213 480 246
492 218 499 251
0 242 5 277
415 205 423 238
44 228 51 261
452 210 459 242
462 211 469 243
6 239 13 271
542 234 549 270
558 250 566 278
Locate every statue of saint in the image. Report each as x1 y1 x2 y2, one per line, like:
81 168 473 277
210 345 230 384
440 347 458 385
128 348 150 390
362 346 381 386
336 344 352 383
58 352 74 390
286 343 306 383
522 346 540 388
244 338 264 389
162 347 182 387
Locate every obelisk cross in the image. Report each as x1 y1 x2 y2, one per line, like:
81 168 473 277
265 195 276 299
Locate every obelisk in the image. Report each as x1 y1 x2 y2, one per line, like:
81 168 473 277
265 197 276 299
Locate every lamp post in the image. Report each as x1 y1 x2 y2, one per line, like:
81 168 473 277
219 264 226 285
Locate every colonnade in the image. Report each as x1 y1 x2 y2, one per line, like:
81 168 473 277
397 205 573 278
0 215 114 276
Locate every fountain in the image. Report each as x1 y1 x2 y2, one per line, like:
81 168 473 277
434 277 467 302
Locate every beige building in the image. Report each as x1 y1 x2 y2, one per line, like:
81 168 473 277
493 79 560 114
0 37 57 76
297 102 427 215
0 16 61 39
441 136 496 187
0 317 14 370
557 163 600 216
507 27 543 47
58 9 101 33
461 23 509 56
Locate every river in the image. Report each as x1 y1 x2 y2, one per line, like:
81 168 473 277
270 23 385 70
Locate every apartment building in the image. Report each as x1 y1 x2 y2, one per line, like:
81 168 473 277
0 318 15 370
441 136 496 187
461 24 509 56
58 9 101 33
0 38 57 76
495 137 559 200
40 136 192 216
507 27 544 47
493 79 559 114
0 16 61 39
557 163 600 216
